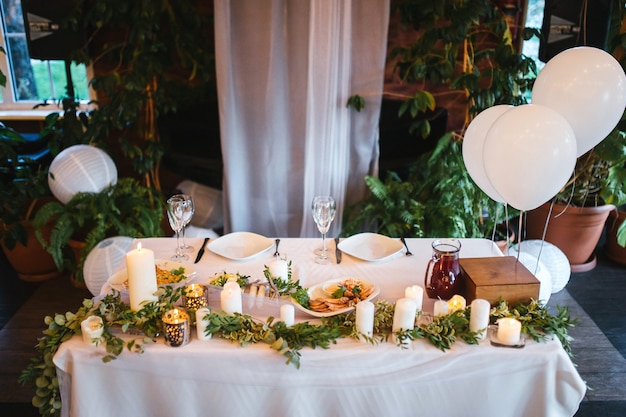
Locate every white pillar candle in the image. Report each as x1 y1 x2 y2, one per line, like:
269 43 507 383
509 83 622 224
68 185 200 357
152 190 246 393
126 243 158 311
469 299 491 339
497 317 522 345
433 299 449 317
280 304 295 327
268 258 289 280
355 300 375 341
447 294 466 312
404 285 423 311
195 307 212 341
392 298 417 345
81 316 103 346
220 281 242 315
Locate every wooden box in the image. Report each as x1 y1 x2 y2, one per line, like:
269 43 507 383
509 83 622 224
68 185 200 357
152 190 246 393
460 256 540 305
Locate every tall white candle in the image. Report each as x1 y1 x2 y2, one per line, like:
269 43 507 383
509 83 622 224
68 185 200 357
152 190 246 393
81 316 103 346
404 285 423 311
126 243 158 311
280 304 295 327
196 307 212 341
469 299 491 339
392 298 417 345
220 281 242 314
356 300 375 341
268 258 289 280
433 299 449 317
497 317 522 345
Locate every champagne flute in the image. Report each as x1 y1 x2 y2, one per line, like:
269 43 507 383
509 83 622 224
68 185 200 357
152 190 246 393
171 193 195 252
166 196 188 261
312 196 337 264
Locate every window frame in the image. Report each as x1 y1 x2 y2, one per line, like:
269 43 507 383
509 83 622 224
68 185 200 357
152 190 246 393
0 0 94 114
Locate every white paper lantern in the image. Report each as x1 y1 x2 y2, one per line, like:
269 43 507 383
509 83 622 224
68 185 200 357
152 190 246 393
509 245 552 304
514 240 571 293
48 144 118 204
83 236 135 296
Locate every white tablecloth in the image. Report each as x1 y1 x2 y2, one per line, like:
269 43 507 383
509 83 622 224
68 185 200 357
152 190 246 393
54 237 586 417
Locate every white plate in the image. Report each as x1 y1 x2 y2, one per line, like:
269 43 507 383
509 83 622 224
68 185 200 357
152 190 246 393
207 232 274 260
108 260 194 291
337 233 404 262
291 278 380 318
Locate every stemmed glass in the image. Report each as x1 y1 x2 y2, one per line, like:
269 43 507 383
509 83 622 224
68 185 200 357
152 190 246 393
311 196 337 265
171 193 195 252
166 195 188 261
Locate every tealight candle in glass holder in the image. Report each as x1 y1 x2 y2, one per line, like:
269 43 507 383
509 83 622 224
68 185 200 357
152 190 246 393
81 316 104 347
162 308 190 347
183 284 209 311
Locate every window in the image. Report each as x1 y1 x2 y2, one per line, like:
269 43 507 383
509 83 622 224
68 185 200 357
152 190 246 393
523 0 546 73
0 0 91 110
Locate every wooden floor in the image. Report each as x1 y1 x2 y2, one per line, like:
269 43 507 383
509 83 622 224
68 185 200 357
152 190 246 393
1 242 626 416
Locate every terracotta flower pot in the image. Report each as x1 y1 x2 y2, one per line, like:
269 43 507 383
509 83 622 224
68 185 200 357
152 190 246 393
525 202 615 272
0 221 63 282
605 208 626 266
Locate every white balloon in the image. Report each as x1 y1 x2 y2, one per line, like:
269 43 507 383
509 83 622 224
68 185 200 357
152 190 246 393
532 46 626 156
463 105 513 202
483 104 577 211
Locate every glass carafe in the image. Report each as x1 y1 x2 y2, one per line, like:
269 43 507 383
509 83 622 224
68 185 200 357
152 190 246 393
424 239 463 300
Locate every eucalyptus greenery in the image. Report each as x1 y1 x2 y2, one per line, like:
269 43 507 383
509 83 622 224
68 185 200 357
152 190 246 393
20 281 576 417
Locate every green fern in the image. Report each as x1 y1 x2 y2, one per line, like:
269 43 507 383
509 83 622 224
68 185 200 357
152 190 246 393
33 177 164 281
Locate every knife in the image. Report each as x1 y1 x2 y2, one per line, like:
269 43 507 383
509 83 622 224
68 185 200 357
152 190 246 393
194 237 210 264
334 237 342 264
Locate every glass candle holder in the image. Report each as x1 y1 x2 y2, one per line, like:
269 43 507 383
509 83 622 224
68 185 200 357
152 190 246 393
162 308 190 347
183 284 209 311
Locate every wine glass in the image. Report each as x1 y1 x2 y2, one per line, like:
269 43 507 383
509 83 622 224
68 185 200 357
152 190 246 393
311 196 337 264
171 193 195 252
166 196 188 261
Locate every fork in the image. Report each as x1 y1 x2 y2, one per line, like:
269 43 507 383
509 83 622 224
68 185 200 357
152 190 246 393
400 237 413 256
273 238 281 257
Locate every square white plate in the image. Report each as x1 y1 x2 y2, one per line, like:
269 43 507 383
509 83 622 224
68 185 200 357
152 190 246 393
337 233 404 262
207 232 274 260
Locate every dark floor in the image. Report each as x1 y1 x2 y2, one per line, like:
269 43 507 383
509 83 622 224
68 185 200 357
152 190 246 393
1 241 625 417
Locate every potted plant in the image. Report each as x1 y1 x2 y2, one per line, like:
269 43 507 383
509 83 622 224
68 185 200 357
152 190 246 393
63 0 216 190
525 4 626 271
32 177 165 285
342 133 519 241
0 119 63 281
343 1 534 239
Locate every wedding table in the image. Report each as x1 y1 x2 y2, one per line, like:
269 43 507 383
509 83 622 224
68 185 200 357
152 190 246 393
53 237 586 417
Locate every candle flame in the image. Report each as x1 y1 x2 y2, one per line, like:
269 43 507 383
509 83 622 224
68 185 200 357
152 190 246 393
137 242 142 250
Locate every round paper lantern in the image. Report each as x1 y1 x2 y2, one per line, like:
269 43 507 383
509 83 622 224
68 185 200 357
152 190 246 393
48 144 118 204
513 240 571 293
509 245 552 304
83 236 135 296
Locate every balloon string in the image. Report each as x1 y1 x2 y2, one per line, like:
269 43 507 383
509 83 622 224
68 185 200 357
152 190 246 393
516 212 522 264
536 199 556 275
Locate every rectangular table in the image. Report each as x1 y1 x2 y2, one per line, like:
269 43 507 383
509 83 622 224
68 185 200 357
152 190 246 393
54 237 586 417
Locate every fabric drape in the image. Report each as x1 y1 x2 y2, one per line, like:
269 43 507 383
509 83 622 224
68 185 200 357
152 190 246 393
214 0 389 237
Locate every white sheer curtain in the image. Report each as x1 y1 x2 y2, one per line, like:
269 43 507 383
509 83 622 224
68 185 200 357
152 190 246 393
214 0 389 237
